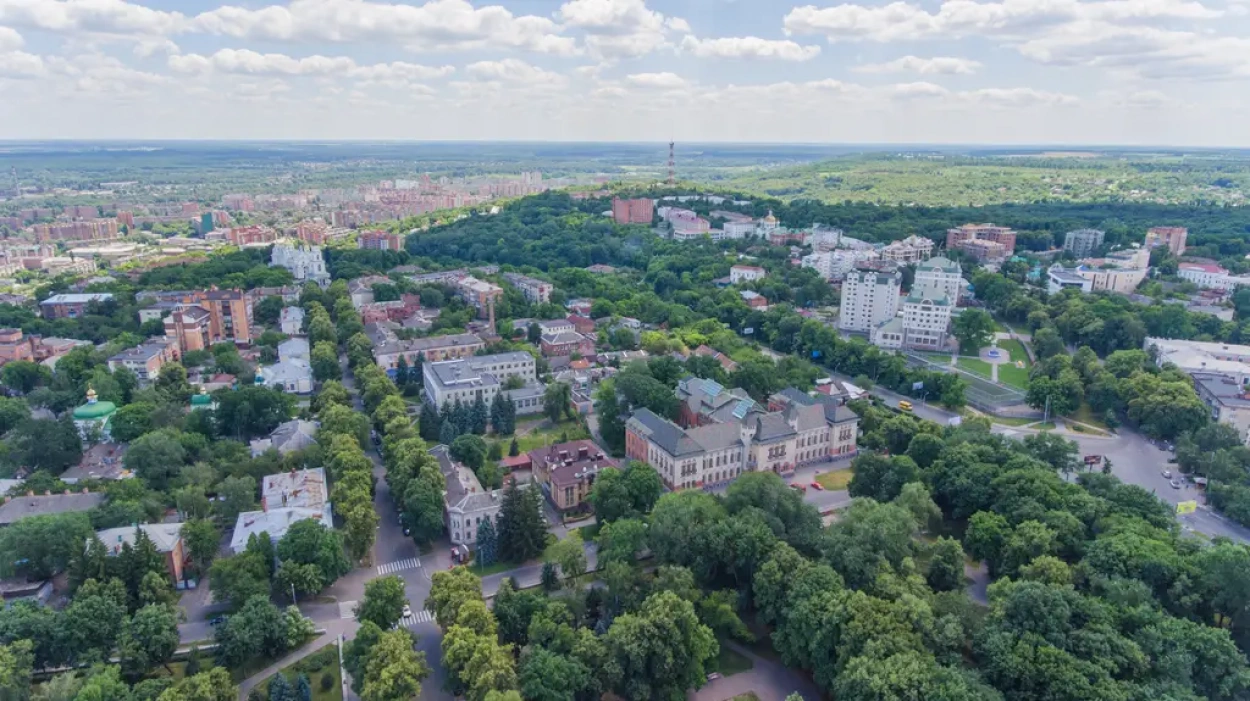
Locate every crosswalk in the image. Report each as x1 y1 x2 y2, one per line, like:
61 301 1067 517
376 557 421 576
339 601 357 620
399 609 435 626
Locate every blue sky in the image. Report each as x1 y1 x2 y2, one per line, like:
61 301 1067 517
0 0 1246 144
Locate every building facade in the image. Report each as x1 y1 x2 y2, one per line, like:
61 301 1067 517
730 265 766 284
838 268 901 333
880 235 935 264
107 338 181 382
1063 229 1105 258
357 229 405 251
502 273 553 304
39 293 114 320
530 440 620 512
625 381 858 491
1145 226 1188 256
611 197 654 225
375 333 485 375
946 223 1017 255
271 241 331 288
422 351 539 411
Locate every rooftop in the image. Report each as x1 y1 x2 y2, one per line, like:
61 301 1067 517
1193 373 1250 409
262 467 328 512
41 293 114 306
375 333 483 355
95 523 183 554
0 492 105 526
230 505 331 552
528 439 619 488
108 339 174 364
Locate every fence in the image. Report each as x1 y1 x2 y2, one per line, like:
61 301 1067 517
903 351 1042 418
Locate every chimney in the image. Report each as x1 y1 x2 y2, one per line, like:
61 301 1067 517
578 446 588 460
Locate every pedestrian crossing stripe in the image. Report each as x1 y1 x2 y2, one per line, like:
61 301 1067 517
339 601 357 620
376 557 421 576
398 609 434 626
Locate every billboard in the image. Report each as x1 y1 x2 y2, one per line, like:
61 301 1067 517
1176 500 1198 515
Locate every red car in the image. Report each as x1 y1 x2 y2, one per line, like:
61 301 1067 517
810 482 825 491
789 483 807 493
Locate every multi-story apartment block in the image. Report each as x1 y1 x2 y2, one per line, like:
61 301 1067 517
228 225 278 246
912 256 964 305
107 338 181 382
611 197 654 225
808 225 844 251
271 241 331 288
39 293 115 320
801 249 879 281
422 351 542 413
32 219 119 243
959 238 1009 263
1063 229 1105 258
946 223 1017 255
730 265 766 284
625 380 858 490
1192 373 1250 445
157 289 252 350
1145 226 1188 256
374 333 484 376
880 235 935 264
1047 266 1094 294
0 328 34 365
502 273 553 304
838 268 901 333
456 276 503 320
358 229 406 251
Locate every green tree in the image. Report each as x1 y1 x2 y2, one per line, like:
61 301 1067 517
0 511 94 580
109 402 155 442
276 520 351 587
181 519 220 577
475 517 498 567
355 575 408 630
360 630 430 701
519 648 591 701
1 360 50 394
120 604 180 678
157 667 236 701
543 383 574 423
546 531 587 585
216 475 257 522
926 537 967 592
596 518 648 564
605 591 717 701
425 567 483 630
124 429 188 491
952 309 996 355
450 434 488 471
155 363 193 403
7 417 82 474
496 480 547 563
311 342 340 383
0 640 33 701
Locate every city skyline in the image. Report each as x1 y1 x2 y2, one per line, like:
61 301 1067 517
0 0 1247 145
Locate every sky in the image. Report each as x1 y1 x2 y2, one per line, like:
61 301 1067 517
0 0 1247 145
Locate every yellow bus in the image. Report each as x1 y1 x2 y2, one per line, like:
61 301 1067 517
898 400 913 412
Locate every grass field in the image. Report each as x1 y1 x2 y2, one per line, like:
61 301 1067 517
956 357 994 378
991 415 1043 427
815 469 854 490
514 419 591 453
1068 402 1111 431
260 647 342 701
998 339 1031 364
997 364 1030 389
713 644 755 677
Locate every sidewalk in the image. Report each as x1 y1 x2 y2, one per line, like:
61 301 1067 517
689 640 820 701
238 621 357 699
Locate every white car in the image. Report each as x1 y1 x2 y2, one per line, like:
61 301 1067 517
402 604 413 619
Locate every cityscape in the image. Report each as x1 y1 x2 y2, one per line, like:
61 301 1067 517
3 0 1250 700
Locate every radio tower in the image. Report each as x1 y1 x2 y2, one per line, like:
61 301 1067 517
667 141 675 186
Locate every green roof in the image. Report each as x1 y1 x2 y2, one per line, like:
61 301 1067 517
73 401 117 420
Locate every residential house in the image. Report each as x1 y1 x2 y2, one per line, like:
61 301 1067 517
107 338 181 382
0 491 105 527
530 440 619 512
280 306 305 335
567 314 595 334
730 265 766 284
502 273 553 304
540 332 595 358
249 419 319 457
95 524 188 583
433 444 516 549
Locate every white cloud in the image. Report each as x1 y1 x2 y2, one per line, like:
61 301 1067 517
0 49 42 77
625 71 687 88
679 35 821 61
465 58 566 86
1016 21 1250 79
0 25 22 51
854 55 981 74
192 0 578 55
556 0 686 58
133 37 179 57
964 87 1079 106
45 53 171 95
783 0 1222 42
0 0 187 35
889 80 951 97
168 48 455 81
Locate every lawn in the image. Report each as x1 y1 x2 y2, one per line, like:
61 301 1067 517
955 357 994 379
712 644 755 677
260 647 342 701
998 338 1031 364
991 415 1043 427
990 317 1007 332
1068 402 1111 431
815 469 854 491
997 363 1030 390
514 419 591 453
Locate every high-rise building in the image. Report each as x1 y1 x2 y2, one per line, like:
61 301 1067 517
357 229 405 251
611 197 654 225
912 256 964 305
838 268 901 333
1145 226 1188 256
1063 229 1105 258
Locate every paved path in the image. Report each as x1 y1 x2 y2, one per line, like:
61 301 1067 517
689 641 821 701
238 624 352 699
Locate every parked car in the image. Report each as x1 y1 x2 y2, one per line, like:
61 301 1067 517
1162 470 1173 479
1170 480 1182 489
810 482 825 491
789 483 807 493
209 614 228 627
